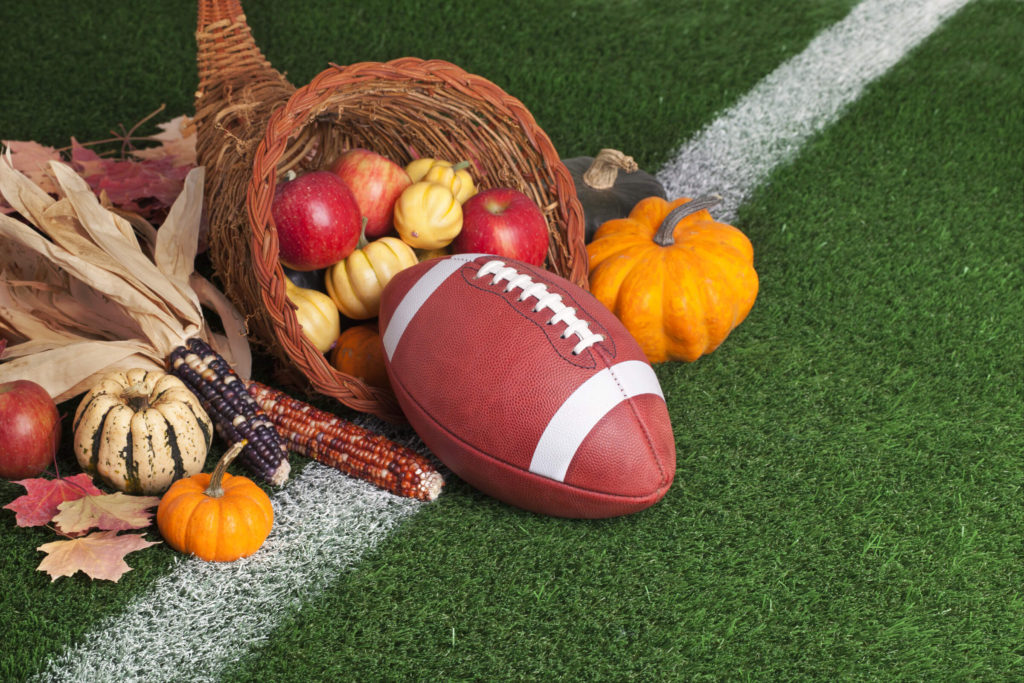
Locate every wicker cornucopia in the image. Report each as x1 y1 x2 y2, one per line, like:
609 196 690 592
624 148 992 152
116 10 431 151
193 0 586 422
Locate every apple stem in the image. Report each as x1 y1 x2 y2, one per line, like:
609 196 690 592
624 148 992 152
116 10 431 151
283 169 297 182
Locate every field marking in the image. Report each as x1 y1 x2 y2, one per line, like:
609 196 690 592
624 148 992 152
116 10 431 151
33 462 424 683
658 0 974 222
33 0 972 680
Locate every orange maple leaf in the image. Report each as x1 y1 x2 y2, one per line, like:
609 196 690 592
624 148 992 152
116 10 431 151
52 492 161 534
36 530 159 582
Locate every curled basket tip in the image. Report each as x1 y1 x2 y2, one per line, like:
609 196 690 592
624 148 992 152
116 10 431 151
195 1 586 422
195 0 287 96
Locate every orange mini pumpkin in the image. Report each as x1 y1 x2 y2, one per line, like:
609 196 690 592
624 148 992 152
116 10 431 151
156 440 274 562
587 195 758 363
329 323 391 390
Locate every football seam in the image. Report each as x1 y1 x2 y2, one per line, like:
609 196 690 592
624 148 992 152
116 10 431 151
393 371 670 502
599 347 672 489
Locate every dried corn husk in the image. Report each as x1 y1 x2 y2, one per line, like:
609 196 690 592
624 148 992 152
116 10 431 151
0 151 250 403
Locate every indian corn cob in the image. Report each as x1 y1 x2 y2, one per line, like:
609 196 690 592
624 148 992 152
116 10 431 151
168 337 291 486
245 380 444 501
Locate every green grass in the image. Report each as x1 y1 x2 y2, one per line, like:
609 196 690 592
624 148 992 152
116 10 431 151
0 0 859 164
1 0 1022 681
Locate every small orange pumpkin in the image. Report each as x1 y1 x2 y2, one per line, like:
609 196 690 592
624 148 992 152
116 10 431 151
586 195 758 363
156 440 274 562
329 323 391 390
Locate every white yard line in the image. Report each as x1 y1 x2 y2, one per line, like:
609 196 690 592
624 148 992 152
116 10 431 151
34 0 972 680
658 0 973 222
33 457 425 683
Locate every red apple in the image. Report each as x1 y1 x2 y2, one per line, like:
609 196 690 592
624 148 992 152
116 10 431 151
272 170 362 271
452 187 550 265
0 379 61 480
329 149 412 239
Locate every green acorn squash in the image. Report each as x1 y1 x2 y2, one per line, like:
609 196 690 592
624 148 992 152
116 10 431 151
562 148 667 242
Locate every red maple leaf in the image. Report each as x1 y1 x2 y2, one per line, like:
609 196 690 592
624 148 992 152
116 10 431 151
69 139 192 221
3 473 104 527
2 115 197 223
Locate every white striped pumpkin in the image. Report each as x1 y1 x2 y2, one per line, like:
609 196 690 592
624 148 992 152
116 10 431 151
73 368 213 495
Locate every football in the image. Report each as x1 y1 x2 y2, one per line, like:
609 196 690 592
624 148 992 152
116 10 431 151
379 254 676 518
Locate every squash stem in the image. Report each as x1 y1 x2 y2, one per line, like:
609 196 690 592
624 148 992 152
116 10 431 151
356 217 370 249
582 149 639 190
122 381 151 412
205 439 248 498
654 195 724 246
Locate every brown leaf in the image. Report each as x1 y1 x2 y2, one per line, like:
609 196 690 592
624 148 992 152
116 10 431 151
53 492 161 534
36 530 159 582
3 474 104 527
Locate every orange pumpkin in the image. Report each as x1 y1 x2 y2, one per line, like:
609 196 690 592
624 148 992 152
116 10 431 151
329 323 391 390
156 440 274 562
586 195 758 363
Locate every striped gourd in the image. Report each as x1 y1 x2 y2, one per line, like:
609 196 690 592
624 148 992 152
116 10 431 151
168 337 291 486
72 368 214 495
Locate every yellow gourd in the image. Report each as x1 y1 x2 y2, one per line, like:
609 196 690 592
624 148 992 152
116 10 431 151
284 277 340 353
421 161 477 203
393 181 463 249
326 236 419 319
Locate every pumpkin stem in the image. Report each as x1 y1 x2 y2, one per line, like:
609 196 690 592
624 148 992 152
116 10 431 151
452 160 472 172
122 381 151 412
653 195 724 246
205 439 248 498
581 149 640 190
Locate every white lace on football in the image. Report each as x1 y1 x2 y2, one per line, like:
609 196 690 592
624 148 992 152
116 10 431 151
475 260 604 355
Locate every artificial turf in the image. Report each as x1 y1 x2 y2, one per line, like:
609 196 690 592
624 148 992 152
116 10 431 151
1 0 1021 681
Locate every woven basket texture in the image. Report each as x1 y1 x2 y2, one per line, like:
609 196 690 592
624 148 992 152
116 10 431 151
193 0 586 421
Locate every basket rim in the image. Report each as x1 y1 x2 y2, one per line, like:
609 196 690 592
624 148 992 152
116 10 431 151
241 57 587 419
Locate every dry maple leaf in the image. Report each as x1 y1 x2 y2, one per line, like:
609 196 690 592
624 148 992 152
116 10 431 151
52 492 161 534
130 115 196 167
0 140 63 202
3 474 104 527
36 530 159 582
